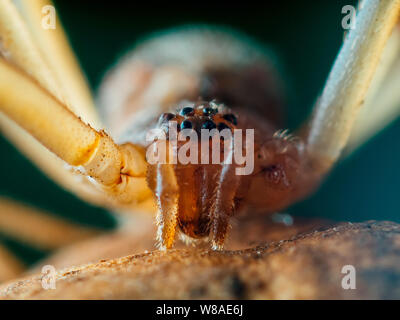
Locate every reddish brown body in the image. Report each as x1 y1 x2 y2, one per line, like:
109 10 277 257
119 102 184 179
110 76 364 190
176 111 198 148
99 27 320 249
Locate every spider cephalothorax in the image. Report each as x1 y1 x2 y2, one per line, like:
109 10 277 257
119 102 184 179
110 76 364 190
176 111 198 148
147 101 245 249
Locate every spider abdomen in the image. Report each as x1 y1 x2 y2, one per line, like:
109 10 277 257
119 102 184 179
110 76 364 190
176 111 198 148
98 26 285 145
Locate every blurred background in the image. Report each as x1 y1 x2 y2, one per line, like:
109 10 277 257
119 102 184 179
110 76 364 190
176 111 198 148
1 0 399 266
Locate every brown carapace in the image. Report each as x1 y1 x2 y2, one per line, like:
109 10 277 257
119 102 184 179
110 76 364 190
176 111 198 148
99 28 320 249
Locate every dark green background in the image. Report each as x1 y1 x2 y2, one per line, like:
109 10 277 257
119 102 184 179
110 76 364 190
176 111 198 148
1 1 399 264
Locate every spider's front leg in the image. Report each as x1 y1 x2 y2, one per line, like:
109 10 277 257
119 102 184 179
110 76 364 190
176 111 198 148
306 0 400 173
244 0 400 219
0 59 150 206
0 0 153 209
249 0 400 206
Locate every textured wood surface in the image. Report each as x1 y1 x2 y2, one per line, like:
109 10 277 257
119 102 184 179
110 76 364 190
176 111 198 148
1 217 399 299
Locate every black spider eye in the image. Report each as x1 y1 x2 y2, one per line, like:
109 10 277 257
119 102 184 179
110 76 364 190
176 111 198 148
202 107 217 116
217 122 230 131
202 120 216 130
222 114 237 125
180 120 193 130
180 107 194 116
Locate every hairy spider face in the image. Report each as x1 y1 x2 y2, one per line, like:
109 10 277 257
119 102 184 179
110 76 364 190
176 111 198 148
146 101 246 242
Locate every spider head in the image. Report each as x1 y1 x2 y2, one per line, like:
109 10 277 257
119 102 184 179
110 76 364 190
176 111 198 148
146 101 248 241
151 101 240 171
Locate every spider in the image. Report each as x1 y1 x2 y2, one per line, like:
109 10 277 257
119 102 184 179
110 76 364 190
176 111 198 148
0 0 399 260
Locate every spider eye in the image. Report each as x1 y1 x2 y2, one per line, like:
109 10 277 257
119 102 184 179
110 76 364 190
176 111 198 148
202 119 216 130
202 106 217 116
222 114 237 125
180 120 193 130
217 122 230 131
180 107 194 116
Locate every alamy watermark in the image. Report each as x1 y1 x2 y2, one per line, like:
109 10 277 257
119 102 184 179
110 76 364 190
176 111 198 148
342 5 356 30
41 265 56 290
341 265 356 290
41 5 56 30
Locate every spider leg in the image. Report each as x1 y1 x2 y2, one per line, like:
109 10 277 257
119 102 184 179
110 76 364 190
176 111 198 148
0 0 100 127
0 0 102 205
306 0 400 173
0 59 150 206
0 197 101 250
346 26 400 153
0 1 152 207
0 243 24 283
0 114 116 208
0 0 60 103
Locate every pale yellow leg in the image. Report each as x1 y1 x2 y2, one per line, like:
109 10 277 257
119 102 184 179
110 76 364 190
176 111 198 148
306 0 400 173
0 244 24 283
0 0 110 207
0 0 61 101
0 0 100 127
0 1 151 208
13 0 101 128
0 114 114 208
0 197 101 250
0 59 150 207
346 27 400 153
